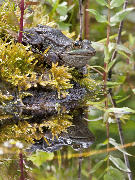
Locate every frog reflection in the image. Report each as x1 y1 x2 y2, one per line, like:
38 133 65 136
27 113 95 152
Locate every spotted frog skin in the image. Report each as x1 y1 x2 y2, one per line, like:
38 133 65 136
23 25 96 68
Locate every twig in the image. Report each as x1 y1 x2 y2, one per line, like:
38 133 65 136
79 0 83 41
104 0 111 167
18 0 24 43
106 0 132 178
109 89 132 180
78 155 83 180
19 151 24 180
108 0 128 80
84 0 90 39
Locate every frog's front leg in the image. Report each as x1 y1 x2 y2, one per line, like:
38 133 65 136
45 52 60 66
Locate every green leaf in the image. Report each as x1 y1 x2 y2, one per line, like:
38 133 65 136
90 159 105 174
116 44 132 55
108 107 135 114
110 8 135 26
87 9 108 23
104 45 110 63
56 2 68 16
104 107 135 122
95 0 108 6
109 138 132 156
132 89 135 94
98 31 126 43
118 50 131 59
108 58 117 71
104 166 125 180
27 151 54 167
109 155 131 172
110 0 124 9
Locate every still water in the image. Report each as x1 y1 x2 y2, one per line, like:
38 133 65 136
0 86 135 180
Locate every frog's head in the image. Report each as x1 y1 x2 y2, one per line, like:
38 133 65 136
59 39 96 68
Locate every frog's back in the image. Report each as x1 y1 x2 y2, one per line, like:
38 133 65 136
35 25 72 47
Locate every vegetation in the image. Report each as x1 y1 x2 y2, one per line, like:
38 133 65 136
0 0 135 180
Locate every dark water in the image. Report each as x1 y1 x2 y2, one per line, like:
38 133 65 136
0 88 135 180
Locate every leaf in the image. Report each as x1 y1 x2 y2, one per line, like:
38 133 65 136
28 151 54 167
104 45 110 63
110 8 135 26
110 0 124 9
132 89 135 94
108 58 117 71
56 2 68 16
109 138 132 156
109 155 131 172
104 107 135 122
108 107 135 114
116 44 132 55
90 159 105 174
118 50 131 59
87 9 107 23
95 0 108 6
104 166 125 180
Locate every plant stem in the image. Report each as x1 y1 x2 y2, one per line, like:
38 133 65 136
78 155 83 180
109 89 132 180
79 0 83 41
18 0 24 43
19 151 24 180
104 0 111 167
84 0 90 39
108 0 128 80
107 1 132 178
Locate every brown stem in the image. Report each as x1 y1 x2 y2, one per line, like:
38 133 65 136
19 151 24 180
104 0 111 167
18 0 24 43
108 0 128 80
78 154 83 180
109 89 132 180
84 0 90 39
79 0 83 41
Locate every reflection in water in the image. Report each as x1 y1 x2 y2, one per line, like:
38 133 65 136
27 111 95 152
0 100 95 179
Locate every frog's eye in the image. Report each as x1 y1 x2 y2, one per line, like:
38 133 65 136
72 41 82 49
65 45 71 51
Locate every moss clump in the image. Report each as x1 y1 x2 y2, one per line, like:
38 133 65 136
38 63 73 98
0 114 72 144
0 39 73 100
0 40 38 90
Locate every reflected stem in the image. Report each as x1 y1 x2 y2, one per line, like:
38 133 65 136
109 89 132 180
78 155 83 180
19 151 24 180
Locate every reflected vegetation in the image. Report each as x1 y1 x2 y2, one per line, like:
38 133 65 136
0 0 135 179
0 94 96 180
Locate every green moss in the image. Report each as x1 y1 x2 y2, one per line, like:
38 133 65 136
0 40 37 90
38 63 73 98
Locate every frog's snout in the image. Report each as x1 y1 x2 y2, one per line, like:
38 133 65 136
92 49 96 56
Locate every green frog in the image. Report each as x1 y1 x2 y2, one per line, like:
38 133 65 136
23 25 96 68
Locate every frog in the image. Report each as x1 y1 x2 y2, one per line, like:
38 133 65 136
23 25 96 68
